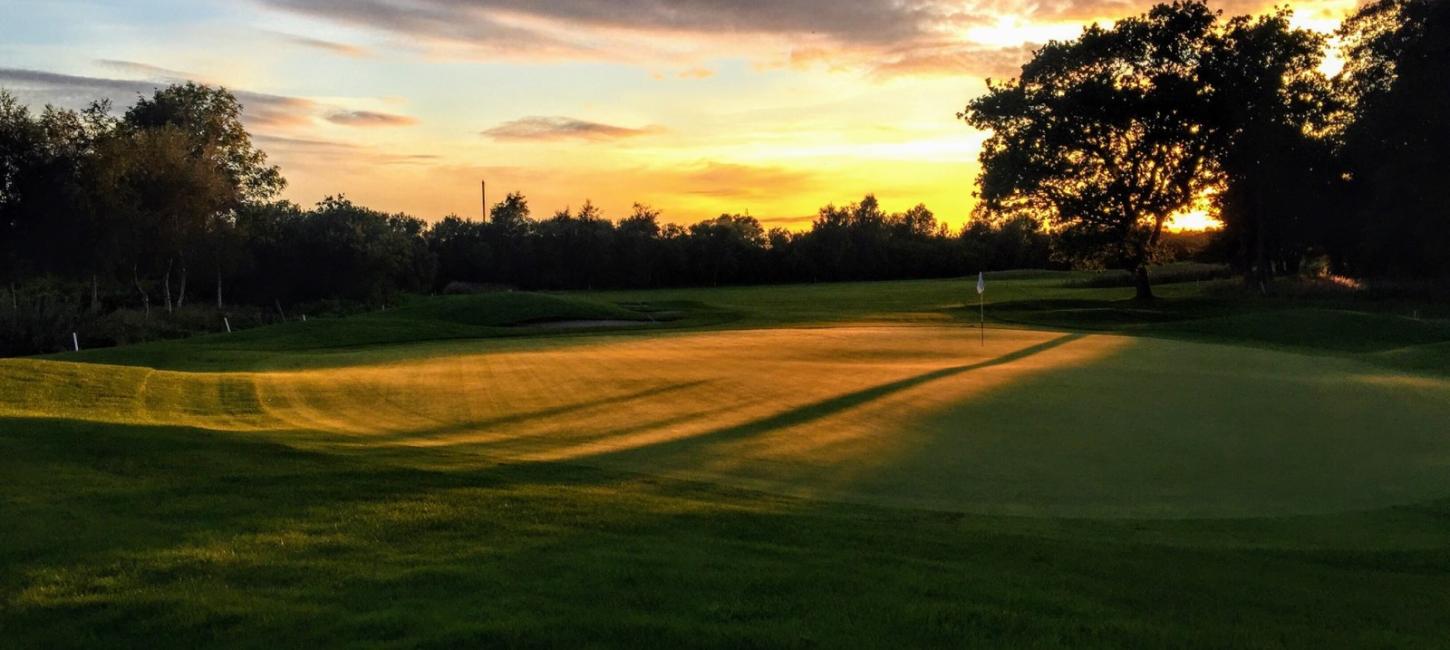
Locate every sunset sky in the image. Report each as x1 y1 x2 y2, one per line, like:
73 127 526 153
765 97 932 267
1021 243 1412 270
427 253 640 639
1 0 1358 229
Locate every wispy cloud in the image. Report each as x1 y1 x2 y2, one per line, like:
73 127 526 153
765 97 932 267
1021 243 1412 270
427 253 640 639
871 42 1039 80
268 32 371 58
482 116 663 141
253 0 1346 76
257 0 947 45
0 67 315 128
254 0 983 72
94 59 192 81
325 109 418 127
253 133 440 165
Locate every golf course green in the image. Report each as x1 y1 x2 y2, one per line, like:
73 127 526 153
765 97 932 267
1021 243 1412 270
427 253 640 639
4 273 1450 647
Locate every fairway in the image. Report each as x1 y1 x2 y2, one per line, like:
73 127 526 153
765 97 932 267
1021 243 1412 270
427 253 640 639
6 323 1449 518
6 278 1450 647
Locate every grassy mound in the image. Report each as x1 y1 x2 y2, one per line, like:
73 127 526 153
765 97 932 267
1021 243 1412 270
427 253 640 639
4 412 1450 647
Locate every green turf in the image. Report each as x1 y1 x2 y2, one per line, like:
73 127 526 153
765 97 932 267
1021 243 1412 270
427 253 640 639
4 275 1450 646
55 292 679 371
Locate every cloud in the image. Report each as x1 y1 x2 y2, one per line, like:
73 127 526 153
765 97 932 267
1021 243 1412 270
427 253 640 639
271 32 371 57
1020 0 1338 22
254 0 1348 77
325 109 418 127
94 59 193 80
0 67 316 128
253 0 991 71
257 0 949 45
482 116 662 141
252 133 440 165
872 42 1039 79
252 133 355 152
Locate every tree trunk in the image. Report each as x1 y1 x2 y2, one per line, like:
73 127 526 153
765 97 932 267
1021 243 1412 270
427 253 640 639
176 263 187 309
132 265 150 316
1135 215 1166 302
216 268 224 309
1133 264 1154 301
1253 180 1271 294
163 258 174 313
90 274 100 313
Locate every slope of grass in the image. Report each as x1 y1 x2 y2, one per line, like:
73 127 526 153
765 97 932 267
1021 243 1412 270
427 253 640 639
5 275 1450 646
8 324 1450 519
5 418 1450 648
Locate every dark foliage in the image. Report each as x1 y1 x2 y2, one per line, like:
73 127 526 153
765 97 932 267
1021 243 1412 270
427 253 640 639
1335 0 1450 277
0 86 1059 355
962 0 1450 293
3 0 1447 350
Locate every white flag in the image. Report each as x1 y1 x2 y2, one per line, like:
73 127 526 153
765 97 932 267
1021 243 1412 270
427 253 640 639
976 271 985 295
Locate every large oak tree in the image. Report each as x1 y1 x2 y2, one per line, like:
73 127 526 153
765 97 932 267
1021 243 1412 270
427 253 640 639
962 2 1221 299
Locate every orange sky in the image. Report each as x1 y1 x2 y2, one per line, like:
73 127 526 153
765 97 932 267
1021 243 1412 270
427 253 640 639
2 0 1358 230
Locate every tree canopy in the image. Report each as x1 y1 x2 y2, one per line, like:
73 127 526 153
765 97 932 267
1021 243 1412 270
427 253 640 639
963 0 1448 290
1335 0 1450 277
963 1 1221 299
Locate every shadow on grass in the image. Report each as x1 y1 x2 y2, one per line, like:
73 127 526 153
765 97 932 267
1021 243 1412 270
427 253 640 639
360 379 716 445
5 415 1450 647
980 297 1450 355
575 334 1085 465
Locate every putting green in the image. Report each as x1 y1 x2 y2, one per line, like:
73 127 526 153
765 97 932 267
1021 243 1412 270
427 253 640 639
4 324 1448 518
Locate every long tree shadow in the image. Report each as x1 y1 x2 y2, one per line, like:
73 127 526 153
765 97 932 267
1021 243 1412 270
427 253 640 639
347 379 715 444
575 333 1086 465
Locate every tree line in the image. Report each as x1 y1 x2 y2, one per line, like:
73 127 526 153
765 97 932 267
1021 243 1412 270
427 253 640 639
963 0 1448 298
0 82 1058 353
1 0 1445 352
0 79 1058 306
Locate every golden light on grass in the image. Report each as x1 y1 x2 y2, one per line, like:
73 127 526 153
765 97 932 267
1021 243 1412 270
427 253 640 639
0 325 1126 500
8 321 1450 517
0 326 1120 447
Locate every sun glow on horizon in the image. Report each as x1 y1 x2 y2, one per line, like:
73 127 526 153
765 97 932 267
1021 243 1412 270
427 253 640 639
1166 209 1223 232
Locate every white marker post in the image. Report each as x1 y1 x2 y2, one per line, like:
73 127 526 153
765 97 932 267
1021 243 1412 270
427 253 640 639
976 272 986 346
72 332 80 351
224 317 232 333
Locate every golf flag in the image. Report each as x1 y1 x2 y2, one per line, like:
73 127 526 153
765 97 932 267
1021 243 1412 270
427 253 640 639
975 272 985 346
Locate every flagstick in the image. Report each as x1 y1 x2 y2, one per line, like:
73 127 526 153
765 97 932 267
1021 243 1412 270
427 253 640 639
979 292 984 346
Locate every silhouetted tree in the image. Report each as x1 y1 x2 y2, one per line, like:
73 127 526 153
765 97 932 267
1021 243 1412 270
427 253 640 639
615 203 663 287
1201 10 1336 287
1335 0 1450 277
688 214 765 285
963 2 1221 299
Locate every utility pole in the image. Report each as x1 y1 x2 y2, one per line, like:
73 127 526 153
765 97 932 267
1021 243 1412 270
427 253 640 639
480 180 486 221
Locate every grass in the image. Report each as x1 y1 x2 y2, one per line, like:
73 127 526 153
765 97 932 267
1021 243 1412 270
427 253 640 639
4 275 1450 646
56 292 691 371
